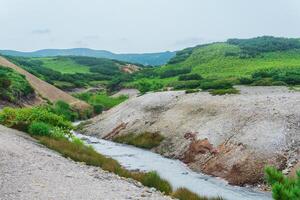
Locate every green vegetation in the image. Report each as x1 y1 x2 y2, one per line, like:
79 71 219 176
209 88 240 96
185 89 200 94
265 166 300 200
124 36 300 93
74 92 128 111
113 132 165 149
172 188 223 200
178 73 203 81
0 67 34 103
32 57 91 74
6 56 139 90
28 122 52 136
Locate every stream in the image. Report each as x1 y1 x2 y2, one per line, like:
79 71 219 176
73 132 272 200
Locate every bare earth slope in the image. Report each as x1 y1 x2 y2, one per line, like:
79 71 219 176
0 125 171 200
0 56 89 110
83 86 300 185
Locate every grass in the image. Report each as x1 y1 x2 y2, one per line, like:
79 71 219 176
131 43 300 88
31 57 91 74
113 132 165 149
172 188 223 200
209 88 240 95
74 92 128 110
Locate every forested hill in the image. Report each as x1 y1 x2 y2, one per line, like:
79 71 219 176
0 48 175 66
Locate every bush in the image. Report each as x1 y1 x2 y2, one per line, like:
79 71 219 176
179 74 203 81
209 88 240 95
265 166 300 200
170 80 201 90
113 132 165 149
0 107 72 131
185 89 199 94
140 172 172 194
51 100 78 121
251 78 274 86
93 104 104 114
200 79 233 90
172 188 223 200
239 77 254 85
160 68 191 78
28 122 52 136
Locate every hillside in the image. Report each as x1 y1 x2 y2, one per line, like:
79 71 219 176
0 48 176 66
0 56 89 110
82 86 300 186
6 56 142 91
125 36 300 91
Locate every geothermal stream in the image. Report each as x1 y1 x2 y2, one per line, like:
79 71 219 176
73 128 272 200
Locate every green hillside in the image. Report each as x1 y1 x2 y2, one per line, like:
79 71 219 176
0 67 34 103
6 56 140 90
124 36 300 93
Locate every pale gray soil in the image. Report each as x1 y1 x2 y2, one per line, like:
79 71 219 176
0 125 172 200
83 86 300 185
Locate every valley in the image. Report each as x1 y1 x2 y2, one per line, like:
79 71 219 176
0 36 299 200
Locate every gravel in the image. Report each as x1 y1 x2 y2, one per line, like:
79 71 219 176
0 125 172 200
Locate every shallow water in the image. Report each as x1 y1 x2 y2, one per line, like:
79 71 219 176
74 132 272 200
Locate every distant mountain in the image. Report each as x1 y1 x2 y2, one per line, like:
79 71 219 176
0 48 176 66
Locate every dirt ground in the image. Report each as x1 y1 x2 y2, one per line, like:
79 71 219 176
83 86 300 185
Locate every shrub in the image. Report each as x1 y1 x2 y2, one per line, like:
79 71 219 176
140 172 172 194
93 104 104 114
209 88 240 95
51 100 78 121
0 107 72 131
170 80 201 90
113 132 164 149
160 68 191 78
265 166 300 200
239 77 254 85
172 188 223 200
200 80 233 90
179 74 203 81
185 89 199 94
28 122 52 136
251 78 274 86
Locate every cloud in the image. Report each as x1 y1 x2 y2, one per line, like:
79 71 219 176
32 29 51 35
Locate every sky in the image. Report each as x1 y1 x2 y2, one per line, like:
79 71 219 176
1 0 300 53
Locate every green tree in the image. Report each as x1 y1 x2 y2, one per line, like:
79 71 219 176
265 166 300 200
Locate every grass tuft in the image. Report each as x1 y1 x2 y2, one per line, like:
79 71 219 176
209 88 240 96
172 188 224 200
113 132 165 149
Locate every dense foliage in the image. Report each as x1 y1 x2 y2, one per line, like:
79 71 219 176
265 166 300 200
228 36 300 58
0 67 34 103
74 92 128 111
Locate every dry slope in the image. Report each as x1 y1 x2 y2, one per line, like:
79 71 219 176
0 56 89 110
82 86 300 186
0 125 172 200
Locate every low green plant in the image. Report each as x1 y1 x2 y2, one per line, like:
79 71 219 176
28 122 52 136
93 104 104 114
51 100 78 121
169 80 201 90
0 107 72 131
209 88 240 95
113 132 165 149
185 89 200 94
172 188 223 200
200 79 233 90
265 166 300 200
179 73 203 81
140 171 172 194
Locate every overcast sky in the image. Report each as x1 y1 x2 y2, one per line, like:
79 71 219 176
1 0 300 53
